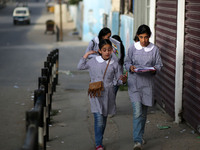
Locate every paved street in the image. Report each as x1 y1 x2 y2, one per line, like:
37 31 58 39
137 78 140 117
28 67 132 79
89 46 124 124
0 1 200 150
0 1 65 150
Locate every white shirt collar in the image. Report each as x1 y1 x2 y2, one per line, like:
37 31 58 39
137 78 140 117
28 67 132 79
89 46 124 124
135 41 154 52
96 56 114 64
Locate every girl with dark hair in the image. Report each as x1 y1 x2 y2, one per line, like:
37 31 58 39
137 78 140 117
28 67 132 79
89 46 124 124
133 35 139 42
111 35 125 95
78 39 127 150
111 35 125 66
98 27 111 41
85 27 112 58
134 24 151 43
124 24 163 150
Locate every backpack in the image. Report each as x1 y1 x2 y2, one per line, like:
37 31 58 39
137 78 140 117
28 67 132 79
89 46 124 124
91 40 95 50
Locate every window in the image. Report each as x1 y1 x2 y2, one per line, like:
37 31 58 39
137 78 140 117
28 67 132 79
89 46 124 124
120 0 133 14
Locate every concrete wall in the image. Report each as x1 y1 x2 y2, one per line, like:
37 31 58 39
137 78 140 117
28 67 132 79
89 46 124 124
111 0 120 11
109 0 120 36
120 15 134 54
54 4 67 27
111 11 120 36
76 2 83 39
82 0 112 41
68 5 77 25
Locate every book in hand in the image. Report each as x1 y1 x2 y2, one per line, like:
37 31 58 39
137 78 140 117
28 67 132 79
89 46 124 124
134 67 156 73
110 37 121 58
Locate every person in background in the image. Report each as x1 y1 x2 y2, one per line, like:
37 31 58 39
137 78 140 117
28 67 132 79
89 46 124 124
85 27 111 58
78 39 127 150
111 35 125 95
124 24 163 150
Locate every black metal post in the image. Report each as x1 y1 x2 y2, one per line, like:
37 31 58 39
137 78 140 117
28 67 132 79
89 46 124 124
22 111 39 150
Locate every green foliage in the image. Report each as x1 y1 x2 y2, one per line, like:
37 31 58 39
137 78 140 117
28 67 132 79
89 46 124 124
119 84 128 91
68 0 82 5
119 70 128 91
51 109 59 116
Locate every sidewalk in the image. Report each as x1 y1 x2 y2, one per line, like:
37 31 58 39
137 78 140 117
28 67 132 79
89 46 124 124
47 11 200 150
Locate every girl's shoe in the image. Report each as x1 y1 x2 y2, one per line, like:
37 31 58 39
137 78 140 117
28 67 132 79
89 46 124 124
96 145 104 150
133 142 142 150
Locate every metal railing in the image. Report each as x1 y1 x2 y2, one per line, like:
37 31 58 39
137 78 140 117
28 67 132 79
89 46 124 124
21 49 59 150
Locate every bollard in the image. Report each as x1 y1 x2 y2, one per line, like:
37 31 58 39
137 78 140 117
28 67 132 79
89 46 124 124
34 89 46 150
41 67 52 141
51 49 59 92
41 68 50 120
53 50 57 92
49 51 55 93
55 49 59 85
51 50 57 92
42 66 50 83
46 57 53 110
22 111 39 150
47 54 54 95
38 76 49 143
41 68 50 108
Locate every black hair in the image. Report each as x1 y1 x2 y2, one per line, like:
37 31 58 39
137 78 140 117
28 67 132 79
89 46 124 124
98 39 112 50
134 35 139 42
136 24 152 37
112 35 125 66
98 27 111 41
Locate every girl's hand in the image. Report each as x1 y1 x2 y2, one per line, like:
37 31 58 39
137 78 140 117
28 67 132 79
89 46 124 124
83 51 97 58
130 65 136 72
120 72 128 84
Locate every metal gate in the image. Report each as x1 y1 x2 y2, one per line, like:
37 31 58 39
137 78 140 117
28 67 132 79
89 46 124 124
154 0 177 118
182 0 200 133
